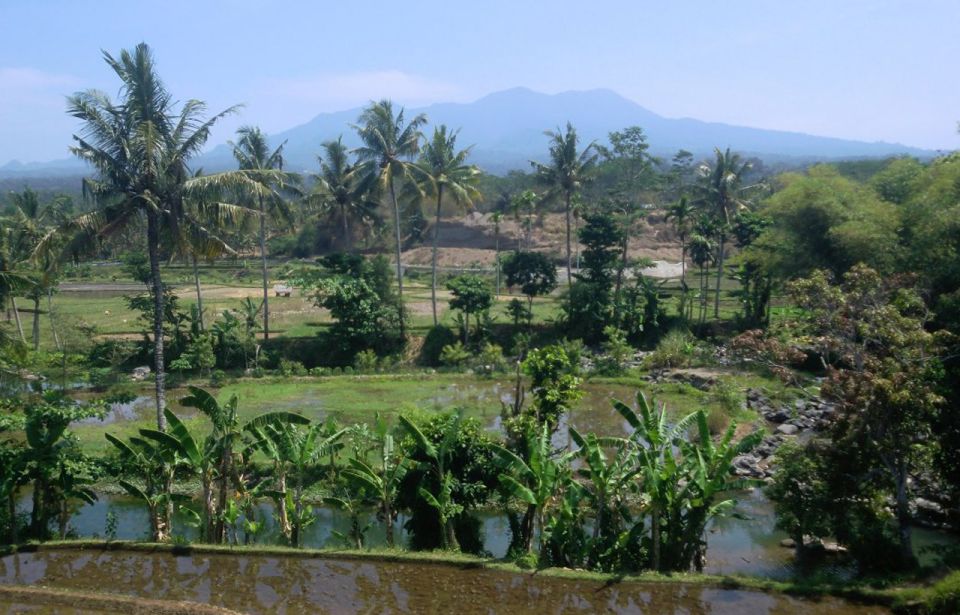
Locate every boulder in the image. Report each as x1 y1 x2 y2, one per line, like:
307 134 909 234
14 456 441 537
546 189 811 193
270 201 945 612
131 366 151 381
776 424 800 436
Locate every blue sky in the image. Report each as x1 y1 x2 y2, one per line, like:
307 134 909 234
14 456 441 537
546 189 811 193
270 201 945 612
1 0 957 163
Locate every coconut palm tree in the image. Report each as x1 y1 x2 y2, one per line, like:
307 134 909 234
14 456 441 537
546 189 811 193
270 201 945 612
491 211 503 297
666 196 695 320
531 123 598 287
229 126 299 341
353 100 427 339
46 43 240 431
417 126 481 325
693 148 752 318
304 136 378 252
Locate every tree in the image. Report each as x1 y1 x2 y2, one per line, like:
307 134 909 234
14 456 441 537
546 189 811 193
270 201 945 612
230 126 298 341
418 126 481 325
561 212 624 343
446 275 493 347
491 212 504 296
666 196 694 296
307 136 376 252
786 265 945 566
521 344 583 434
502 251 558 316
693 148 753 318
353 100 427 340
532 123 597 287
51 43 239 431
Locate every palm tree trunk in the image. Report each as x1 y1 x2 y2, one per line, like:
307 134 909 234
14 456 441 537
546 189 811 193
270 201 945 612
47 290 61 353
259 195 270 341
388 180 406 340
192 254 204 332
341 204 351 252
9 297 25 344
7 490 16 545
714 234 725 319
146 210 167 432
494 226 501 297
31 296 41 350
431 185 444 326
564 192 573 288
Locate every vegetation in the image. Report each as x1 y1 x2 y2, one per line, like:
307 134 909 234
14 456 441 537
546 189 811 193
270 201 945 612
1 41 958 612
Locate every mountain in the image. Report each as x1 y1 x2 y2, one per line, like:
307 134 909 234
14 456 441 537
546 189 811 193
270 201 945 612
199 87 937 174
1 88 937 178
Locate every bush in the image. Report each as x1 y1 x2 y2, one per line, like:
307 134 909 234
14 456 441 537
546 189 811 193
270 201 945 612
474 342 507 376
594 326 633 376
646 329 704 369
279 359 308 377
354 349 379 373
440 341 471 369
210 369 228 386
420 325 459 367
308 367 327 377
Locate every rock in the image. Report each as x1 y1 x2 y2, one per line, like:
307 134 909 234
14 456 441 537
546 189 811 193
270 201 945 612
766 409 791 423
780 538 796 548
776 424 800 436
131 366 151 381
821 541 847 554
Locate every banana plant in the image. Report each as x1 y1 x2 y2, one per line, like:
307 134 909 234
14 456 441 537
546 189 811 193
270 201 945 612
568 427 637 569
106 431 188 542
612 392 698 571
489 422 573 554
180 385 309 543
341 414 406 547
249 421 346 547
399 413 463 551
154 408 219 542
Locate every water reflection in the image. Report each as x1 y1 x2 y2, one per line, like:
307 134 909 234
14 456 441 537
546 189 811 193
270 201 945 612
0 549 889 614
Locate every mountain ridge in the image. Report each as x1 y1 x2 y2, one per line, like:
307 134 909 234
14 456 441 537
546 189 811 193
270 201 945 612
1 88 937 178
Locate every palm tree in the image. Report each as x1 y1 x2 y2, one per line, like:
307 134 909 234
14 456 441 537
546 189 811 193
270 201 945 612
666 196 695 320
531 123 598 287
693 148 752 318
418 126 481 325
353 100 427 339
306 136 377 252
491 212 503 297
48 43 239 431
229 126 298 341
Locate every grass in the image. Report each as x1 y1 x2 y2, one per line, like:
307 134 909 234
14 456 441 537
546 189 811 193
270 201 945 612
67 368 781 455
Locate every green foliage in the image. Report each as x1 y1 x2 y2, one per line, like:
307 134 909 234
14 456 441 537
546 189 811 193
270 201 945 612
420 325 458 367
521 344 583 433
646 329 704 369
439 341 471 369
446 275 493 346
298 254 404 363
766 442 832 553
502 251 558 307
397 412 498 552
594 326 632 376
749 165 900 279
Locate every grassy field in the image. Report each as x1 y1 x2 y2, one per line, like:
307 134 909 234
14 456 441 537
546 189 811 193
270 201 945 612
69 368 790 454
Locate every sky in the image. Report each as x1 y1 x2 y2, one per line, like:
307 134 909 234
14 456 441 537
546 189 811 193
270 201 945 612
0 0 958 164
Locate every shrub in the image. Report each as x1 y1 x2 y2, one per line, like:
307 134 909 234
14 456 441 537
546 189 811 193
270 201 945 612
354 349 379 373
279 359 308 377
646 329 702 369
440 341 471 369
420 325 459 367
594 326 633 376
474 342 507 376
